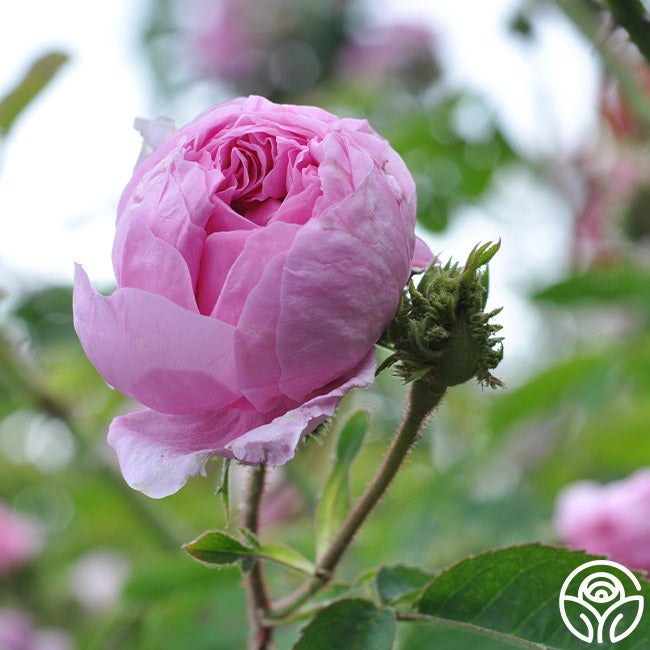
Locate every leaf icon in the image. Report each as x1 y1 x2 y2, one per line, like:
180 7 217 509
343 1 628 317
559 596 598 643
604 595 644 643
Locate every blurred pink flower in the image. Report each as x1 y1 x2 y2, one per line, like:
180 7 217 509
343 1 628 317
73 95 432 498
0 502 43 574
0 608 72 650
554 469 650 572
68 551 130 612
337 23 438 87
184 0 263 82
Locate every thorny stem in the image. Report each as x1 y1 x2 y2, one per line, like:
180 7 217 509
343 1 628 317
243 464 273 650
271 379 447 619
0 334 180 551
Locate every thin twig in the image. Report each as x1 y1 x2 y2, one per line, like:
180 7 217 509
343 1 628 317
243 464 273 650
271 379 447 619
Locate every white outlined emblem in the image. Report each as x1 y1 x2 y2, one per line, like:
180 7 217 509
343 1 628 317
559 560 644 644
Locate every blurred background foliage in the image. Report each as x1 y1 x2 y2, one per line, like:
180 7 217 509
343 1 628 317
2 0 650 648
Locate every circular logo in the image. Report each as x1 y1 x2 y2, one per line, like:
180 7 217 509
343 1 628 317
559 560 644 644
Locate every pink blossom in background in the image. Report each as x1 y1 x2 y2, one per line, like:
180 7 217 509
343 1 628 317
74 95 432 498
184 0 263 82
0 608 73 650
337 23 439 87
0 501 43 574
68 551 130 612
554 469 650 572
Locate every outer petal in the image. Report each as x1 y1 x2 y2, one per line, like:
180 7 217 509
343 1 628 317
412 236 434 271
107 407 268 498
107 350 376 498
73 265 239 414
133 116 176 169
229 349 377 464
277 168 413 402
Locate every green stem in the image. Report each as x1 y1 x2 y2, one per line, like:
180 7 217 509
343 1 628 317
243 464 273 650
0 334 180 551
271 379 446 619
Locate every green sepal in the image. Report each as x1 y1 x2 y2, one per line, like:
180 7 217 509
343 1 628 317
379 241 504 390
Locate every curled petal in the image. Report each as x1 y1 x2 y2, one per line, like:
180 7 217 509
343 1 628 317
133 116 176 168
230 349 377 464
108 408 265 498
112 215 198 311
73 265 240 415
107 350 377 498
412 236 434 271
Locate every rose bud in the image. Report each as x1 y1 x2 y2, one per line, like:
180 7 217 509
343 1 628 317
554 469 650 572
74 96 432 498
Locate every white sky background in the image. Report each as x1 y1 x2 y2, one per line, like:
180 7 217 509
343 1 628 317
0 0 601 378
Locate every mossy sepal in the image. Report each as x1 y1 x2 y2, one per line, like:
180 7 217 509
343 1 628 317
378 241 504 390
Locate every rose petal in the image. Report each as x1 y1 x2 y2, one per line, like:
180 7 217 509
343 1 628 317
133 116 176 169
112 215 198 311
277 167 412 402
412 235 434 271
235 252 288 411
213 221 299 323
107 407 267 498
107 350 376 498
195 229 250 315
73 265 240 414
230 348 377 464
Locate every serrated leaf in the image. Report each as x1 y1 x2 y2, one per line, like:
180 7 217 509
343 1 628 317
293 598 396 650
376 565 433 606
315 411 368 560
414 543 650 649
183 531 314 575
0 51 68 135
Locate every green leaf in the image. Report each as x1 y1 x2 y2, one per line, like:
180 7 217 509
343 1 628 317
376 565 433 606
336 410 368 465
12 285 75 344
533 265 650 308
183 530 314 575
0 51 68 135
315 411 368 560
257 543 315 576
183 531 251 566
293 598 396 650
414 543 650 649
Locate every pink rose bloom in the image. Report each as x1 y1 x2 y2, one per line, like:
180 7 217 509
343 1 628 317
554 469 650 571
74 95 432 498
0 502 43 574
